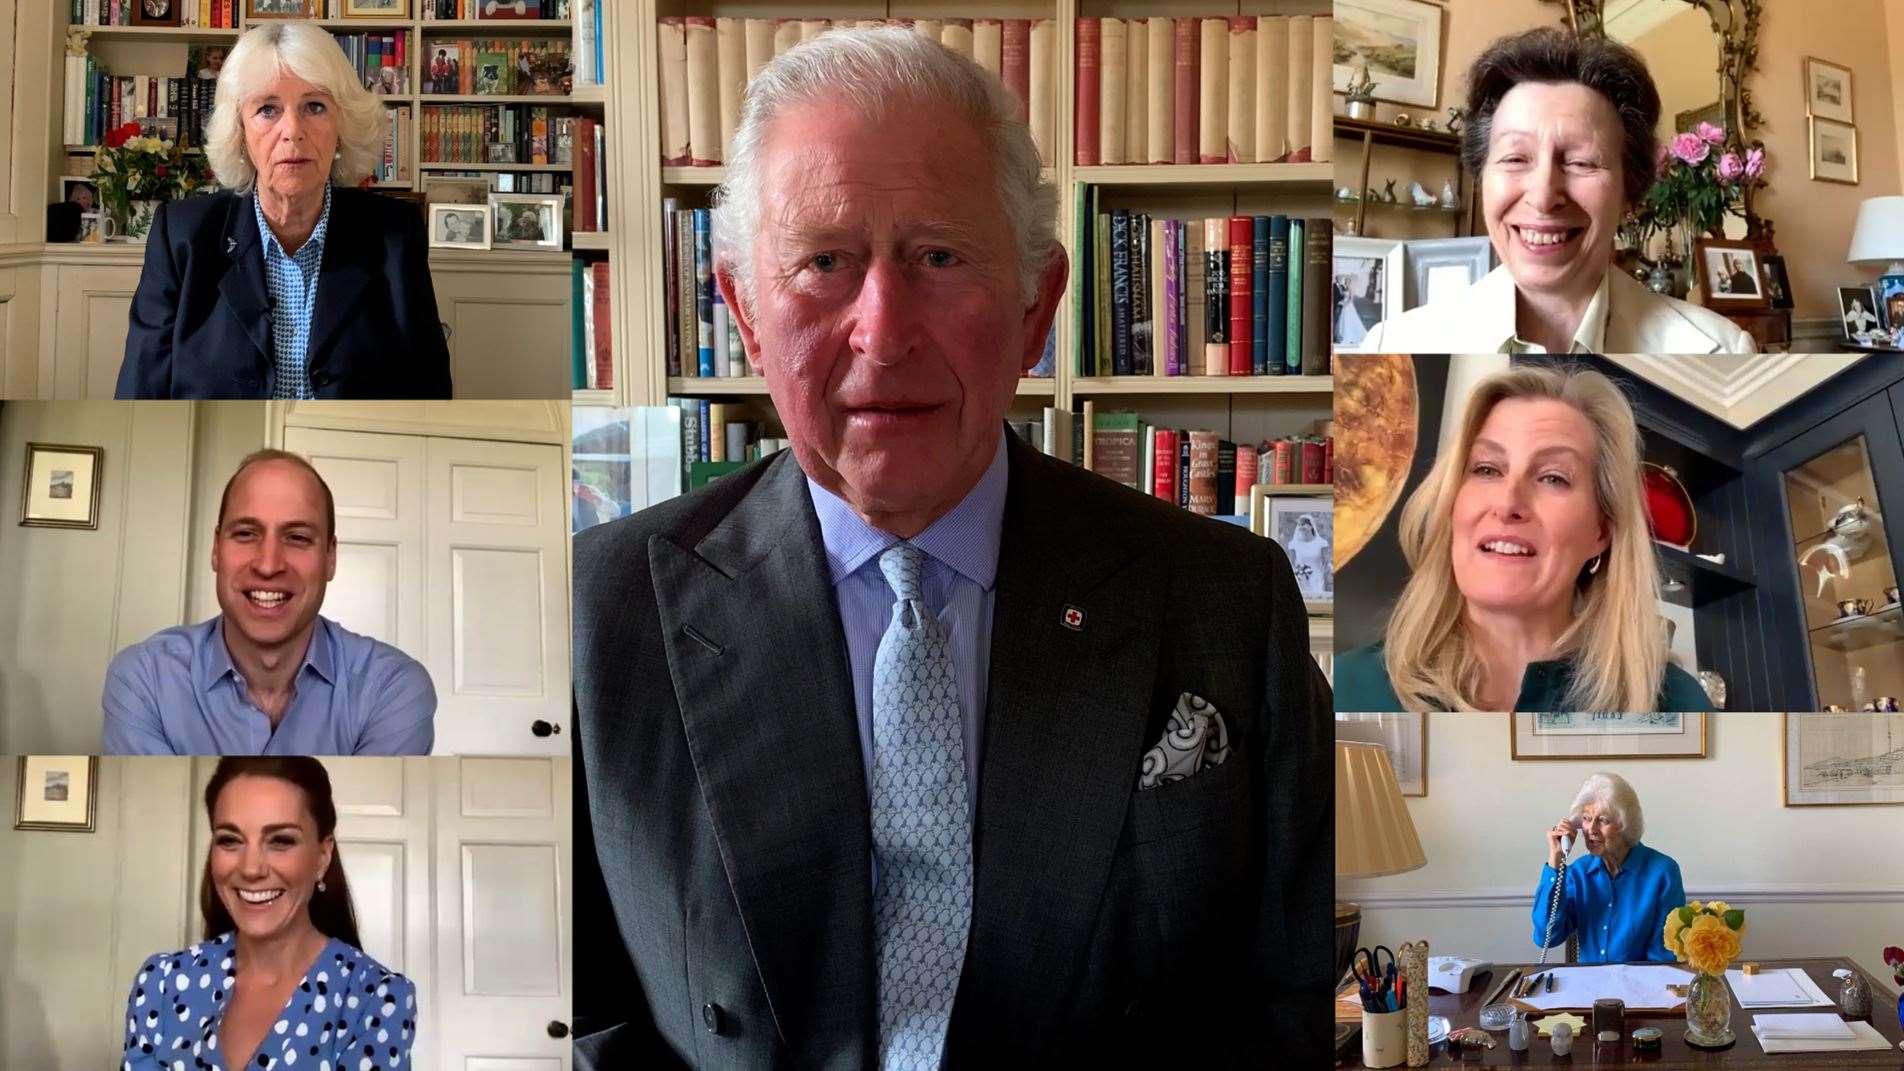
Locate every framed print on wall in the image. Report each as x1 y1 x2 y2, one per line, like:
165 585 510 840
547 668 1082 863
1511 713 1710 760
1333 0 1444 108
14 756 99 832
1803 56 1854 124
19 442 103 530
1809 117 1859 185
1336 713 1427 796
1782 713 1904 806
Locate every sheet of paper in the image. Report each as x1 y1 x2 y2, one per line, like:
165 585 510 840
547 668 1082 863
1727 967 1836 1008
1514 963 1694 1012
1753 1013 1855 1040
1751 1019 1893 1053
1726 968 1807 1005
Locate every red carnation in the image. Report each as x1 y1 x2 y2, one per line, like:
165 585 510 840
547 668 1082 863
105 122 141 148
155 165 168 178
1885 945 1904 965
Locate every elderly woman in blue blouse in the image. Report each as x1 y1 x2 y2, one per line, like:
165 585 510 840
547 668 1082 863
122 757 415 1070
1533 771 1685 964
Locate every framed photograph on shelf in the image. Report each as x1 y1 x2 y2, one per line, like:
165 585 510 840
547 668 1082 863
19 442 103 530
1878 275 1904 334
1511 713 1709 760
421 175 491 206
132 0 184 26
1837 285 1885 343
1782 713 1904 806
1268 496 1333 604
60 176 100 214
1336 713 1427 796
1803 57 1854 124
244 0 316 18
476 0 546 19
343 0 409 16
1809 117 1859 185
1694 239 1770 311
428 204 492 250
1402 235 1495 312
1331 237 1404 350
15 756 99 832
1759 253 1794 310
489 193 565 250
1332 0 1444 108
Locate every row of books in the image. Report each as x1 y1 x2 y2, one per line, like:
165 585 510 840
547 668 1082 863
657 17 1059 168
571 260 612 391
660 205 750 379
338 33 411 97
421 104 569 164
1076 195 1331 377
1090 416 1332 512
1076 16 1333 167
68 0 235 26
62 66 203 150
421 39 571 95
374 107 414 184
421 0 569 18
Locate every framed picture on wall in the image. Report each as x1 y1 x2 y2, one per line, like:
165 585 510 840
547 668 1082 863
1782 713 1904 806
19 442 103 530
1803 56 1855 124
1809 117 1859 185
1336 713 1427 796
1511 713 1710 760
1332 237 1404 350
14 756 99 832
1332 0 1444 108
1694 239 1770 311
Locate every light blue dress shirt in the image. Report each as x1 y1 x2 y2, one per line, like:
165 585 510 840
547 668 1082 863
253 184 332 400
806 432 1007 818
101 615 437 755
1532 840 1686 963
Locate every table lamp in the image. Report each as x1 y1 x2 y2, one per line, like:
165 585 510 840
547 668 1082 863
1848 196 1904 277
1336 740 1427 985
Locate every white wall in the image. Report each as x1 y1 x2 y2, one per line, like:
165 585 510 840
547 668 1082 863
1340 713 1904 995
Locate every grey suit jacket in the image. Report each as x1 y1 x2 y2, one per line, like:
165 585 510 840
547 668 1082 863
571 433 1332 1068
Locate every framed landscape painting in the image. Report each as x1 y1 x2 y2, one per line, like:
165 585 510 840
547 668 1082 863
1333 0 1444 108
1511 713 1710 760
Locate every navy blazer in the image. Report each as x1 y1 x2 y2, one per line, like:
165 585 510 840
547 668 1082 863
116 188 452 398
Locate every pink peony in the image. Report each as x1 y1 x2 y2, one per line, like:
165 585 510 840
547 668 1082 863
1655 143 1672 177
1672 132 1710 166
1744 147 1765 179
1716 152 1744 181
1696 121 1726 146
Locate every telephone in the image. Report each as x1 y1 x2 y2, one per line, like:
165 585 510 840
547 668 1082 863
1428 956 1491 994
1536 818 1581 966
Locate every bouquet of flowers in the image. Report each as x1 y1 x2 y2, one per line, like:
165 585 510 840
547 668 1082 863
1663 899 1745 975
91 122 207 211
1633 122 1765 253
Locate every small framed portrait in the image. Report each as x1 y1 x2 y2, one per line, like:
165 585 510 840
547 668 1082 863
1268 496 1333 604
1878 275 1904 329
15 756 98 832
1759 253 1794 310
490 192 564 250
19 442 103 529
1803 56 1854 124
429 204 492 250
476 0 544 20
1694 239 1769 311
343 0 408 16
421 174 491 206
1809 116 1859 185
1331 237 1404 350
1837 285 1884 343
244 0 316 17
132 0 183 26
1401 235 1495 312
60 176 100 213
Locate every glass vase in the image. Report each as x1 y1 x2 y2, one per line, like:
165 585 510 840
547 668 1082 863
1684 970 1735 1047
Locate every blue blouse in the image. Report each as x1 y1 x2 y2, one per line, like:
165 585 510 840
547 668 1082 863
1531 840 1686 963
122 933 415 1071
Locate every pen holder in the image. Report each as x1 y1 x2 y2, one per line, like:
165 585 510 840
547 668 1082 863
1362 1008 1407 1069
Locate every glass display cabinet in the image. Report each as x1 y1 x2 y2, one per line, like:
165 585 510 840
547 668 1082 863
1784 436 1904 710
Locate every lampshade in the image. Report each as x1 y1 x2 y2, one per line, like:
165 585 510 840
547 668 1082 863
1847 196 1904 274
1336 741 1427 878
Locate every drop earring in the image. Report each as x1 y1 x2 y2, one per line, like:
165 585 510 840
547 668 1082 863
1587 554 1603 576
317 880 327 893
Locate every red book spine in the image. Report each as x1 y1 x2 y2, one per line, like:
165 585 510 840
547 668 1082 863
592 262 614 390
1074 18 1100 166
574 117 595 230
1323 436 1335 483
1234 442 1259 502
1153 429 1177 502
1302 439 1325 484
1002 20 1030 124
1173 18 1198 165
1227 215 1252 375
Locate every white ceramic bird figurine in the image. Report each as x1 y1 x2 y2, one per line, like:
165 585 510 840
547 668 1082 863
1409 181 1437 207
1440 181 1459 208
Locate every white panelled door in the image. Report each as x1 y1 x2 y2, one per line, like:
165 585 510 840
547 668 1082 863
435 757 573 1071
282 427 569 755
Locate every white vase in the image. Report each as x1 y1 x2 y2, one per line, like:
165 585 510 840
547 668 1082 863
122 198 162 243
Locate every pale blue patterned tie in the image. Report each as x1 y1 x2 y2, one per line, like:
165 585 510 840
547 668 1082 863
871 542 973 1070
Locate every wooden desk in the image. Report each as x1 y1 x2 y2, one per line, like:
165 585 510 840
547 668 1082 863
1339 958 1904 1068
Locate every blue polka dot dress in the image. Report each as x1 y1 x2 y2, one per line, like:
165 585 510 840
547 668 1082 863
122 933 416 1071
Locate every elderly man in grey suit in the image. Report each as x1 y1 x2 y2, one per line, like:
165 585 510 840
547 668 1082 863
572 26 1332 1069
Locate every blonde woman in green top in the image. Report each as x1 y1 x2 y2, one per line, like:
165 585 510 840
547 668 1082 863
1336 364 1710 713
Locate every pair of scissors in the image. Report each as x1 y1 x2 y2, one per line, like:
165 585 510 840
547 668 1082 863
1353 945 1399 993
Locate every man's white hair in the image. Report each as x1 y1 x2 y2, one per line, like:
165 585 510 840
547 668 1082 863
205 22 387 192
710 25 1059 313
1570 771 1644 846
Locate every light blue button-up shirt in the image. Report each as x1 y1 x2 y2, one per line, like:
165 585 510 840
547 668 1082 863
1532 840 1686 963
253 184 332 399
805 432 1008 816
101 615 436 755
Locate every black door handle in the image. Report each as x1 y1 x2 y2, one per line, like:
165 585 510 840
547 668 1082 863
531 719 561 737
546 1020 569 1039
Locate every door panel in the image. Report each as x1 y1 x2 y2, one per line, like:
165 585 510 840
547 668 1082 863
283 427 427 656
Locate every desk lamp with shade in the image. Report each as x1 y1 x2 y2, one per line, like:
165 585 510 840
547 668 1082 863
1336 740 1427 986
1848 196 1904 345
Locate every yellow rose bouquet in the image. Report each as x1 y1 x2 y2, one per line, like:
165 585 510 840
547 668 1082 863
1663 899 1745 975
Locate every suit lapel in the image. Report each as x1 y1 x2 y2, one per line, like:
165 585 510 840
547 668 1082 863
952 439 1161 1042
305 191 369 370
215 194 274 366
648 454 875 1064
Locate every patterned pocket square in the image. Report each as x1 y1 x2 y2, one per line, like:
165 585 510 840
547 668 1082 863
1136 692 1231 790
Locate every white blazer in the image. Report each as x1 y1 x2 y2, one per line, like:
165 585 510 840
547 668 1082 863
1356 263 1758 354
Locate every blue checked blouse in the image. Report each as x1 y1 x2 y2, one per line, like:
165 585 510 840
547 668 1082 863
122 932 415 1070
253 185 333 400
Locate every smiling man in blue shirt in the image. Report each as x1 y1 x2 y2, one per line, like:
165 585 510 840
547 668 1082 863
102 449 435 755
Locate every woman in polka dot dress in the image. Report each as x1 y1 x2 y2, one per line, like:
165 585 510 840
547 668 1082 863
122 758 416 1071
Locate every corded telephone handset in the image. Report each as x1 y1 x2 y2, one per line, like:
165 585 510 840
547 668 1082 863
1536 820 1578 966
